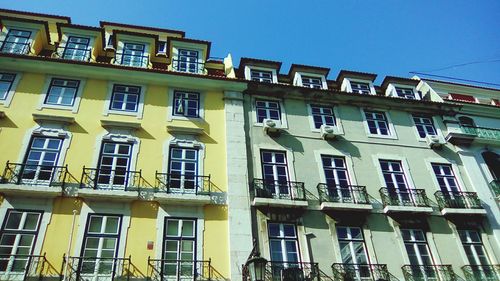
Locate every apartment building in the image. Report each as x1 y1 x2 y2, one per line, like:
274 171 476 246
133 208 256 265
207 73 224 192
238 58 500 281
0 8 251 281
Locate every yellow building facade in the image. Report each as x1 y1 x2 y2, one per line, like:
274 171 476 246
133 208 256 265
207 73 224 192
0 8 248 281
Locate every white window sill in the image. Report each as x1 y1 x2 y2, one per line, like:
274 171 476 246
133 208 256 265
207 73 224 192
367 134 398 140
106 109 141 118
170 115 204 122
39 104 77 112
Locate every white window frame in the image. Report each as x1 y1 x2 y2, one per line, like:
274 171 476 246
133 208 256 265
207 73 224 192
252 144 296 182
313 149 357 185
251 96 288 128
401 229 436 266
386 83 420 100
57 32 95 62
166 88 205 121
103 82 146 119
267 222 300 263
340 78 376 95
424 158 468 194
410 115 443 141
115 38 150 68
307 104 343 133
244 66 278 83
37 76 86 113
162 137 205 178
293 72 327 89
372 154 416 191
0 71 22 107
171 44 205 74
0 26 38 55
361 108 398 139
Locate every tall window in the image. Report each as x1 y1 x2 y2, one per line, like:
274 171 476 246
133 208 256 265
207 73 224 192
261 150 289 197
336 226 371 280
110 85 141 112
63 36 90 61
0 210 42 274
97 142 133 188
380 160 415 204
0 73 16 100
322 156 350 187
310 105 335 129
250 70 273 83
173 91 200 118
396 87 417 99
364 110 390 136
301 76 322 89
121 43 146 67
163 218 196 278
268 222 300 279
44 78 80 106
1 29 31 54
22 137 63 183
80 215 121 277
401 229 436 280
350 81 371 95
255 99 281 123
177 49 199 73
413 115 437 138
458 230 497 281
431 163 461 193
168 147 198 192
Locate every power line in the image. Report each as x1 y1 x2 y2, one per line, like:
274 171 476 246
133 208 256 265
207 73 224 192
412 58 500 73
410 72 500 88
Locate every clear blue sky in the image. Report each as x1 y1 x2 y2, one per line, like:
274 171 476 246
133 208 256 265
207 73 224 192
3 1 500 87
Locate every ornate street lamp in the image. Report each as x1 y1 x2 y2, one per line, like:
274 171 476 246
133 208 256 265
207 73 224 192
245 256 268 281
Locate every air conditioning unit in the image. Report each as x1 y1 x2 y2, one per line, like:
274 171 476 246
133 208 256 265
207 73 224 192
320 124 340 140
263 118 282 135
426 134 446 149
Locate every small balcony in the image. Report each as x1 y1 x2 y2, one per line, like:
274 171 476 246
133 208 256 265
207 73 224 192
446 125 500 146
434 191 486 216
242 261 319 281
379 187 433 214
153 172 212 205
250 179 308 208
53 45 92 62
171 59 205 74
79 167 146 200
331 263 390 281
317 184 372 212
63 255 131 281
401 265 456 281
489 180 500 200
0 40 31 55
462 265 500 281
0 254 47 280
0 161 74 197
115 52 149 68
148 258 221 281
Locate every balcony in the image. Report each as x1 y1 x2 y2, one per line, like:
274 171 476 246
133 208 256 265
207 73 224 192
379 187 433 214
148 258 222 281
0 40 31 55
153 172 212 205
0 161 74 197
171 59 205 74
434 191 486 216
250 179 308 208
242 261 319 281
63 255 131 281
317 184 372 212
401 265 456 281
489 180 500 200
462 265 500 281
115 52 149 68
78 167 146 200
0 254 47 280
53 45 91 62
446 125 500 146
331 263 390 281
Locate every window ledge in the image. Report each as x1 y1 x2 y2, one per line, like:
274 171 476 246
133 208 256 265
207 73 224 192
367 134 398 140
166 125 205 136
101 119 142 130
40 103 75 112
32 113 75 124
106 110 141 118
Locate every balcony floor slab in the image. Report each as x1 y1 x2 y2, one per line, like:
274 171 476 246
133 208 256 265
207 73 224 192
0 183 61 198
320 202 372 211
383 205 433 214
77 188 138 201
252 197 308 208
441 208 487 216
154 192 212 205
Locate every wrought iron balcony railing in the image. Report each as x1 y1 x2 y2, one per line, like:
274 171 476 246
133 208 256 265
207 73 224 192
1 161 71 188
243 261 319 281
317 184 370 205
461 125 500 141
147 258 216 281
114 52 149 68
462 265 500 281
0 40 31 55
379 187 431 208
171 59 206 74
489 180 500 198
80 167 144 191
155 172 211 195
331 263 390 281
434 191 483 210
250 179 306 201
53 46 92 62
0 254 47 280
401 265 456 281
62 255 131 281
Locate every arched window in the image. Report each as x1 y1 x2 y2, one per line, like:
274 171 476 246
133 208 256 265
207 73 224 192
482 151 500 180
458 116 476 127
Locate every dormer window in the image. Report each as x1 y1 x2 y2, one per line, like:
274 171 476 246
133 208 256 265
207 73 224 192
251 69 273 83
301 76 323 89
157 41 167 54
1 29 31 54
350 81 371 94
62 36 90 61
174 49 200 73
118 43 147 68
395 87 418 99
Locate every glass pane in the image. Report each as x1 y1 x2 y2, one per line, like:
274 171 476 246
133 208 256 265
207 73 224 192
88 216 103 233
104 217 120 234
167 220 179 236
181 221 194 237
